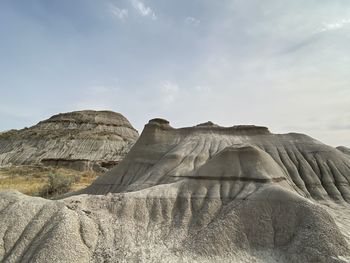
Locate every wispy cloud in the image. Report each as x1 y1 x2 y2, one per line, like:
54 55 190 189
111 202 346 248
160 81 179 105
279 35 320 55
185 16 200 27
109 4 128 22
195 85 211 93
131 0 156 20
2 0 350 146
319 18 350 32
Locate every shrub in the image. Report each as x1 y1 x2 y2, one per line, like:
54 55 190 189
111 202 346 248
73 174 82 183
39 173 74 198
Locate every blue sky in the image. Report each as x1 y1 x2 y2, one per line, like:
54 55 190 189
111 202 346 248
0 0 349 146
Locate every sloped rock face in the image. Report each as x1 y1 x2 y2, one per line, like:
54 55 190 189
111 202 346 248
0 119 349 262
338 146 350 157
84 119 350 203
0 110 138 172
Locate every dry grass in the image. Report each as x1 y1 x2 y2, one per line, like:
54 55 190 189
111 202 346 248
0 165 99 197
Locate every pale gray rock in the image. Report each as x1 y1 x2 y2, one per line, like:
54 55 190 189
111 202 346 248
0 110 138 172
337 146 350 157
0 119 349 262
84 119 350 202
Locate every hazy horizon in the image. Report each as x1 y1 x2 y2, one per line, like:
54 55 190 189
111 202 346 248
0 0 349 146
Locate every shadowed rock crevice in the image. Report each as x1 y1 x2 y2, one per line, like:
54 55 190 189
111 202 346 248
172 175 287 183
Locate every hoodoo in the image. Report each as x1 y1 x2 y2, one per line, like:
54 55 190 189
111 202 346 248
0 119 349 262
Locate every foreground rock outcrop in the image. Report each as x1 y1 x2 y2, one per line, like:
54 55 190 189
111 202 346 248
0 119 349 262
0 110 138 172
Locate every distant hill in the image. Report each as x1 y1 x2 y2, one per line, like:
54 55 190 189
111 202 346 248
0 110 138 172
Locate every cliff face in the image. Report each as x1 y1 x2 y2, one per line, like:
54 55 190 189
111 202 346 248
0 110 138 172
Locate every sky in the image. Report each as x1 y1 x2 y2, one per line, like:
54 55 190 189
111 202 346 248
0 0 349 146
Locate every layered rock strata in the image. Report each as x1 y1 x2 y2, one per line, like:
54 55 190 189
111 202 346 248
0 119 349 262
0 110 138 172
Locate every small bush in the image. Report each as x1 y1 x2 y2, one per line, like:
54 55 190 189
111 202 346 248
39 173 74 198
73 174 82 183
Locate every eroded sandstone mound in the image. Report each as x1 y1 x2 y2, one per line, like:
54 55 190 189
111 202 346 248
0 110 138 172
83 119 350 203
0 119 349 262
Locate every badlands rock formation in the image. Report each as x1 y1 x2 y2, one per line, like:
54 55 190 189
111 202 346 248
338 146 350 157
0 119 349 262
0 110 138 172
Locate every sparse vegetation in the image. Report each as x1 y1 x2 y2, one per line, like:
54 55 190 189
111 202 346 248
0 165 99 198
39 173 74 198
